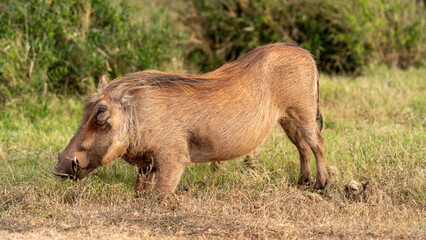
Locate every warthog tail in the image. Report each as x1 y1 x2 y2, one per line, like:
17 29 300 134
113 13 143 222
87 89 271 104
315 68 323 132
316 113 323 132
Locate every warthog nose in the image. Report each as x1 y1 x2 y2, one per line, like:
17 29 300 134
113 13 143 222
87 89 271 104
52 156 79 180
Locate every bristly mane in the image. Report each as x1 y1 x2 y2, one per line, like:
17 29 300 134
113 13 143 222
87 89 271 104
95 43 303 103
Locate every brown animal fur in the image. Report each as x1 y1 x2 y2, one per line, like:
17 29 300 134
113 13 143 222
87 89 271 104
53 43 328 194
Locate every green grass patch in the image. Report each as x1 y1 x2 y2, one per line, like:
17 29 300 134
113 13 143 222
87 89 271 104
0 68 424 238
1 67 425 204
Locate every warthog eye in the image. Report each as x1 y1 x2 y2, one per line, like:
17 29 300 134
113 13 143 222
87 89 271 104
95 105 109 126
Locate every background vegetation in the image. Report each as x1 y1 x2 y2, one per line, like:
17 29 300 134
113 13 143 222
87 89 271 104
182 0 425 73
0 0 424 103
0 0 425 238
0 0 179 103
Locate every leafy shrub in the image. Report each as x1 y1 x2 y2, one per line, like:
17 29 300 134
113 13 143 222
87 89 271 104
181 0 425 74
360 0 425 69
0 0 179 103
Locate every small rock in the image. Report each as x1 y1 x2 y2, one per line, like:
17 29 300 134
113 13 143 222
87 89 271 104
328 165 339 176
345 179 372 201
345 179 362 192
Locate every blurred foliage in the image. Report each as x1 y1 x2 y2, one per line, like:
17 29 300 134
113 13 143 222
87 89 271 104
0 0 179 103
181 0 425 74
0 0 424 104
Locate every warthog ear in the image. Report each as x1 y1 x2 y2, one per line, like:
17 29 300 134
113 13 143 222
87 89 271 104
98 74 108 92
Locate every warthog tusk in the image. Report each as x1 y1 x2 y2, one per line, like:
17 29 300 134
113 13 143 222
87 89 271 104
70 156 80 180
51 171 71 177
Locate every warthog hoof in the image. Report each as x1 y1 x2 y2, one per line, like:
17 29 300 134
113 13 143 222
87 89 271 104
298 174 311 185
313 178 328 190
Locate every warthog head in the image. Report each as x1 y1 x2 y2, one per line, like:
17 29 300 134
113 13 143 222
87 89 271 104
52 75 129 180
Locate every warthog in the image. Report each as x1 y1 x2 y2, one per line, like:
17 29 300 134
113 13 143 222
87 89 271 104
53 43 329 193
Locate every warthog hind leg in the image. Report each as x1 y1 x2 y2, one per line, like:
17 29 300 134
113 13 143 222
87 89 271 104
309 129 329 189
209 161 221 171
279 118 312 184
243 150 258 168
282 107 329 189
296 120 328 189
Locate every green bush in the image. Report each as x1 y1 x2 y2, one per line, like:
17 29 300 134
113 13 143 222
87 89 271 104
181 0 425 74
0 0 179 103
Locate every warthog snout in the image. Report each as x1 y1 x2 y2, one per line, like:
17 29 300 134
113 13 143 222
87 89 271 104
52 153 80 180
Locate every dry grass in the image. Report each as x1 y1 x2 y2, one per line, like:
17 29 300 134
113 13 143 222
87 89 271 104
0 67 425 239
0 183 424 239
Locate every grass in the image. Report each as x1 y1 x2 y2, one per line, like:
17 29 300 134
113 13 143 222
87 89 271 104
0 67 425 239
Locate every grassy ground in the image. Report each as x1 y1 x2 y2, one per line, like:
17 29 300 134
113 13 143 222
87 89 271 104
0 67 425 239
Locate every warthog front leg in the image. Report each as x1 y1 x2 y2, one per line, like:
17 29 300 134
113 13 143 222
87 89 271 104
135 165 157 194
135 152 188 194
155 160 187 194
